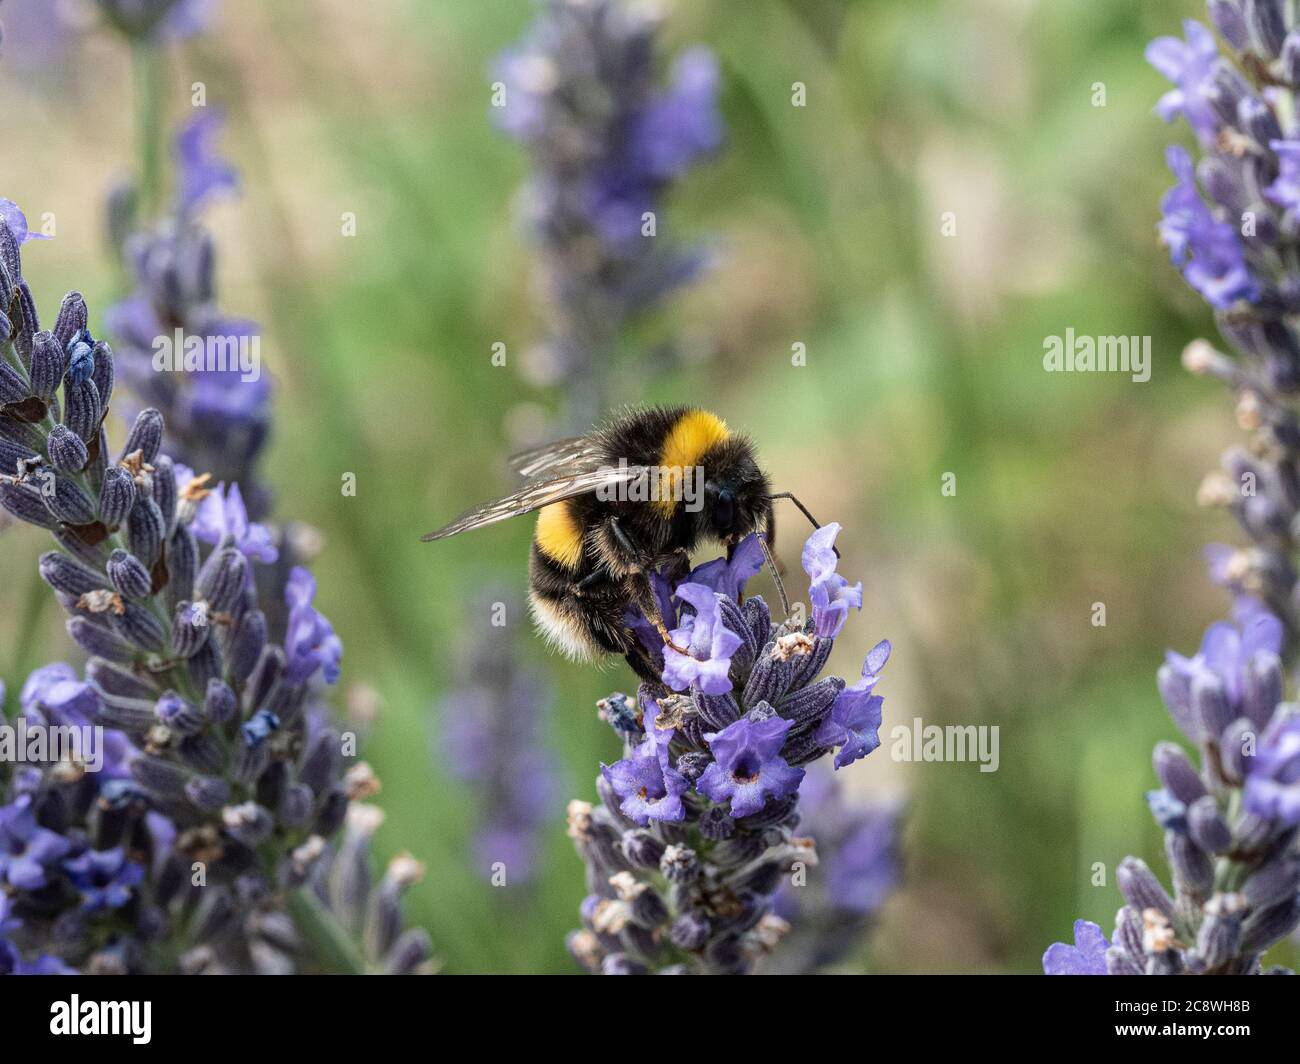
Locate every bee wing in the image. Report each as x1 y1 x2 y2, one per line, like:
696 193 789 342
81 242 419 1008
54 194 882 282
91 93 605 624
421 465 647 541
507 435 606 480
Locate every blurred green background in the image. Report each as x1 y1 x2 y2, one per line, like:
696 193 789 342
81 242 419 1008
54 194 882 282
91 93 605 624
3 0 1292 973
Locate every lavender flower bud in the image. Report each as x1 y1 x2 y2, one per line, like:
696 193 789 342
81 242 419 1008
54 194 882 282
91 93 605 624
203 679 237 724
186 637 223 691
26 329 64 400
43 475 97 525
1117 857 1175 918
1153 742 1206 804
1240 897 1300 953
1241 856 1300 908
1196 894 1246 970
1166 831 1214 900
1187 796 1233 853
170 601 210 658
660 843 700 884
90 340 114 409
38 551 107 596
98 467 137 527
1192 672 1233 738
228 609 267 684
197 547 246 613
1244 0 1286 58
107 549 152 600
87 658 158 701
127 497 165 568
66 616 136 664
223 802 274 846
46 425 87 473
108 601 167 653
51 291 86 348
0 480 56 528
156 691 204 735
164 525 197 614
152 455 177 532
0 360 27 405
122 408 164 464
185 776 231 812
131 755 190 798
1242 651 1283 730
1284 30 1300 85
62 379 101 444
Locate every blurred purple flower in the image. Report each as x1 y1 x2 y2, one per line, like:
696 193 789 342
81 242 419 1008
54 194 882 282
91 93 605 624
174 109 238 215
1158 146 1258 310
1243 712 1300 826
1043 919 1110 975
1146 19 1221 145
63 848 145 913
187 474 277 564
0 796 72 891
284 566 342 684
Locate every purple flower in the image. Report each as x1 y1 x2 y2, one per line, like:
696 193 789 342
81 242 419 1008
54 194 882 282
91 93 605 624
174 110 238 216
601 703 688 825
1266 140 1300 212
802 523 863 638
1145 19 1222 145
631 48 724 181
187 473 277 563
0 197 50 245
1243 712 1300 826
1158 146 1258 309
1159 599 1283 739
1042 919 1110 975
284 567 342 684
697 714 804 817
20 663 99 721
661 583 743 694
0 795 72 891
688 532 764 602
62 848 145 913
827 805 902 915
814 641 889 769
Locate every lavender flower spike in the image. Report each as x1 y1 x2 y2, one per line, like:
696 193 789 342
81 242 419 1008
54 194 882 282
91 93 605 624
0 204 425 975
568 528 893 974
494 0 724 425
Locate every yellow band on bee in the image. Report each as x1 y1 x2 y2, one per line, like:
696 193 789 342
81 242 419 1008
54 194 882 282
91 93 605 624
654 409 729 515
535 502 585 569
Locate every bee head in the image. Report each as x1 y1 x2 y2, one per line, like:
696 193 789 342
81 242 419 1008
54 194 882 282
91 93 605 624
700 437 770 544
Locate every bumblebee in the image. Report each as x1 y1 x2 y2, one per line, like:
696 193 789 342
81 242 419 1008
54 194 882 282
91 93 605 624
422 406 825 682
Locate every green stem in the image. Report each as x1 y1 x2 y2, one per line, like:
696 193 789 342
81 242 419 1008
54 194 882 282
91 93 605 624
131 42 166 218
8 569 51 703
286 887 369 975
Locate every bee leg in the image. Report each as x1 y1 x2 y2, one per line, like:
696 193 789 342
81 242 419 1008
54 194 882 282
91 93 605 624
605 516 653 571
623 639 668 685
573 568 608 596
624 571 690 656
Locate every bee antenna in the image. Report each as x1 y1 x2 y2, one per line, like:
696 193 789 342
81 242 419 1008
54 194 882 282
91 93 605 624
768 491 839 558
757 528 792 619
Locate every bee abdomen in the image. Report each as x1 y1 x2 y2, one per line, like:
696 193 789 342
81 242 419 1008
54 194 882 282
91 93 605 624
534 501 585 570
528 542 630 663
